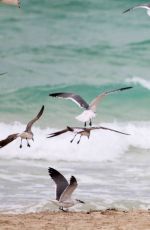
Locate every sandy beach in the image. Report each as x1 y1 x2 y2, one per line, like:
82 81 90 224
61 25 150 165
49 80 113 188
0 210 150 230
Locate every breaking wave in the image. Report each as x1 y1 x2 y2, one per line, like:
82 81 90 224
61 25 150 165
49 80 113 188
0 121 150 162
126 77 150 90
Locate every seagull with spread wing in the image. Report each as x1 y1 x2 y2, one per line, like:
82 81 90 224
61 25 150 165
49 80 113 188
0 0 20 7
47 125 130 144
48 167 84 211
49 87 132 127
0 105 44 148
123 3 150 16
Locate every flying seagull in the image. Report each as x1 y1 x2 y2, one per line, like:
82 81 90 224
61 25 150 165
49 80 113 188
123 3 150 16
47 126 130 144
48 167 84 211
49 87 133 127
0 105 44 148
0 0 20 7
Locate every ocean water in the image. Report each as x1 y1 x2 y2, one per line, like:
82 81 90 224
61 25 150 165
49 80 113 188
0 0 150 213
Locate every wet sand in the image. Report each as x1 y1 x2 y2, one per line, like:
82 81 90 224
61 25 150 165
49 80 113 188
0 210 150 230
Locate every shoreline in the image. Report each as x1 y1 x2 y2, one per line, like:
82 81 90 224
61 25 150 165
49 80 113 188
0 209 150 230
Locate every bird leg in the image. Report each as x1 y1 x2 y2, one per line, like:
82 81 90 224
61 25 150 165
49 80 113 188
89 119 92 126
19 139 22 148
26 138 30 147
84 122 86 127
32 138 34 142
59 207 63 211
59 207 67 212
70 133 78 143
77 135 82 144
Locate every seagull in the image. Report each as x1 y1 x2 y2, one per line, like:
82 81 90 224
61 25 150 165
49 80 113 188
0 105 44 148
49 87 133 127
0 0 20 7
47 126 130 144
48 167 84 211
123 3 150 16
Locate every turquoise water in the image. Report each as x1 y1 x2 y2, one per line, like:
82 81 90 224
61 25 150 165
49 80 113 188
0 0 150 213
0 0 150 124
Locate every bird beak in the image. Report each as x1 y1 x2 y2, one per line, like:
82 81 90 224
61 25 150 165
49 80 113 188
79 200 85 204
76 199 85 204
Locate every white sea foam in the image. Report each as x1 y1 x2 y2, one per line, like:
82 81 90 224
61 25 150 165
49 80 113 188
0 121 150 162
126 76 150 90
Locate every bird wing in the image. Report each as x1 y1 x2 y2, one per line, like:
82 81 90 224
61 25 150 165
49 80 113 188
47 127 74 138
0 133 19 148
49 92 89 110
90 126 130 135
48 167 69 201
59 176 78 202
47 126 85 138
123 4 150 13
47 128 70 138
25 105 44 132
89 87 133 112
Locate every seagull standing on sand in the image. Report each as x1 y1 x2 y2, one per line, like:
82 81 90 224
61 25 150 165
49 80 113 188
0 105 44 148
48 167 84 211
47 126 130 144
123 3 150 16
0 0 20 7
49 87 132 127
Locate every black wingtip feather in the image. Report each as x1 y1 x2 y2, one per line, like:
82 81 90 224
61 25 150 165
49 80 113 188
120 86 133 91
70 176 77 185
67 126 74 132
48 167 54 176
48 167 60 178
122 8 131 14
41 105 44 111
47 133 59 138
38 105 44 117
49 92 64 97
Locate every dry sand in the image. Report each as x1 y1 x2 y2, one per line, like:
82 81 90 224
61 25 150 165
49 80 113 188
0 209 150 230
